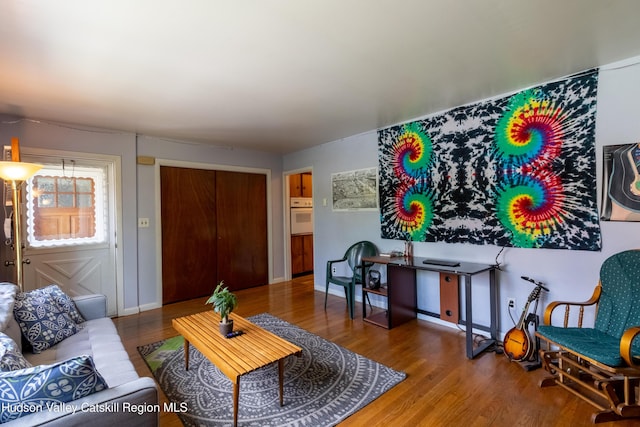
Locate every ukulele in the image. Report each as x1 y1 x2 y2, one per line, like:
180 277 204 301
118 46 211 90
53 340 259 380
503 280 545 361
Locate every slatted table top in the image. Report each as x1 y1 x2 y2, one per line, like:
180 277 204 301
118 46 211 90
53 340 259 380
172 311 302 382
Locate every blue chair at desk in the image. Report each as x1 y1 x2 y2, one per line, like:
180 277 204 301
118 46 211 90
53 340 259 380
324 241 378 319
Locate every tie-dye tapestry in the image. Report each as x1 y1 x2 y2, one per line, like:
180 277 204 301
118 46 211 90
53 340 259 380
378 69 601 251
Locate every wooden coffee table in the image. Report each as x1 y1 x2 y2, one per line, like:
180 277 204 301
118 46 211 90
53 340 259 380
172 311 302 426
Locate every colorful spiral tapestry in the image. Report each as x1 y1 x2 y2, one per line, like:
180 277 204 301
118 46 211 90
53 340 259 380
378 69 601 250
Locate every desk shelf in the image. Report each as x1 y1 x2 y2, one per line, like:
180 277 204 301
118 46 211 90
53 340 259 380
363 310 389 328
362 265 417 329
362 286 388 328
363 286 387 297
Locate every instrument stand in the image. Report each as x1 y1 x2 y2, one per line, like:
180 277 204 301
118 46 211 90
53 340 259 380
504 277 548 371
516 312 541 371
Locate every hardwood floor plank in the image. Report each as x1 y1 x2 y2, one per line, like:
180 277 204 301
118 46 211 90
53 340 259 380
113 276 637 426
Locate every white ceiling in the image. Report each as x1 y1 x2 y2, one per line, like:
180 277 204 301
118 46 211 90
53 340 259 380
2 1 640 154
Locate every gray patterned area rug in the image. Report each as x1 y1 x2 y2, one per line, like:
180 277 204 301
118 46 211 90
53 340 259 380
137 313 406 426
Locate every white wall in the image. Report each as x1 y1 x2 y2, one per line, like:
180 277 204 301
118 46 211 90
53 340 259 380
283 56 640 335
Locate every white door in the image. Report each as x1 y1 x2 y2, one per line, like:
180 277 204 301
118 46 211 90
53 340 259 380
21 152 119 316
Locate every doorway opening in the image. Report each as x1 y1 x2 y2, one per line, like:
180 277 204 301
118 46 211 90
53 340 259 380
286 170 313 279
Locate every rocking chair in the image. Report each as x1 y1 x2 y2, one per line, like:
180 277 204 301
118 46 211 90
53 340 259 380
535 249 640 423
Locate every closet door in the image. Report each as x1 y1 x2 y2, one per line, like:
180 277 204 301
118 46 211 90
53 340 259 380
215 170 268 291
161 167 217 304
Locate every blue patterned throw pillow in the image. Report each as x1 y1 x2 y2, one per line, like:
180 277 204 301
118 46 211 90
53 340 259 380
0 355 108 423
0 333 31 372
13 290 83 354
28 285 85 325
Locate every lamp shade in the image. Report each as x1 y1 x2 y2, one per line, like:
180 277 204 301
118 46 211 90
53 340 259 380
0 161 42 181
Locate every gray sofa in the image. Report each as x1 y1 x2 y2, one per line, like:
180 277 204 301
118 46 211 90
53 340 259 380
0 283 158 426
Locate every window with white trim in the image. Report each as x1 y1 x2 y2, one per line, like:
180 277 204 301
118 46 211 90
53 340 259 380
26 166 107 247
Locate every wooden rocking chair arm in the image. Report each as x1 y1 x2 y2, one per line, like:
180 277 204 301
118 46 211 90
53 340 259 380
542 285 601 326
621 326 640 368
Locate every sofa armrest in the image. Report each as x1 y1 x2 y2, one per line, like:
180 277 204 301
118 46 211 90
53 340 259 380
2 377 159 427
73 294 107 320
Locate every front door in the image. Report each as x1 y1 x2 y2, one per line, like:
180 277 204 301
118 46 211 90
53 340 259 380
21 153 119 316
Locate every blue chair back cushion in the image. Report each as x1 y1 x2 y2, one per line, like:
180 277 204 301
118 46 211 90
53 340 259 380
595 250 640 337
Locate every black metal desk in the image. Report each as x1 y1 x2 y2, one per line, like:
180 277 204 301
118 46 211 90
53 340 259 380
362 255 498 359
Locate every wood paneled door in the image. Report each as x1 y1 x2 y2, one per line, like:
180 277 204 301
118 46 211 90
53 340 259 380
160 167 268 304
215 170 268 292
161 167 217 304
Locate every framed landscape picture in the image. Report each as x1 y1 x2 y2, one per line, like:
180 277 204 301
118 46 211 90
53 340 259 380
331 167 378 211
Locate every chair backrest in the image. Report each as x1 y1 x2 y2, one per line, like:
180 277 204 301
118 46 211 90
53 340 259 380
344 241 378 281
595 249 640 338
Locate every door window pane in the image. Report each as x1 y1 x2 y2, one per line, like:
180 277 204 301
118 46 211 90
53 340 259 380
57 193 74 208
26 166 106 247
77 194 92 208
76 179 92 192
58 178 74 192
37 177 55 192
38 194 55 207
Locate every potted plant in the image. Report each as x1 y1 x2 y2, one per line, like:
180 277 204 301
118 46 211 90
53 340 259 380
206 281 238 336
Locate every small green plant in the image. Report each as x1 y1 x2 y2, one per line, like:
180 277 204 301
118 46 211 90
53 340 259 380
205 281 238 324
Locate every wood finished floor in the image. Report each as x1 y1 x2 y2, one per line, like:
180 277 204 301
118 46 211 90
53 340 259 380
113 276 637 427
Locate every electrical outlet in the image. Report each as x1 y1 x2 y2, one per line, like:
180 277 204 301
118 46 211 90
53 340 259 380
332 266 337 274
507 297 516 309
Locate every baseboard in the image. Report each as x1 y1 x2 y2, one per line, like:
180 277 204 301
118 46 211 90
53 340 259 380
118 306 141 317
137 302 162 312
